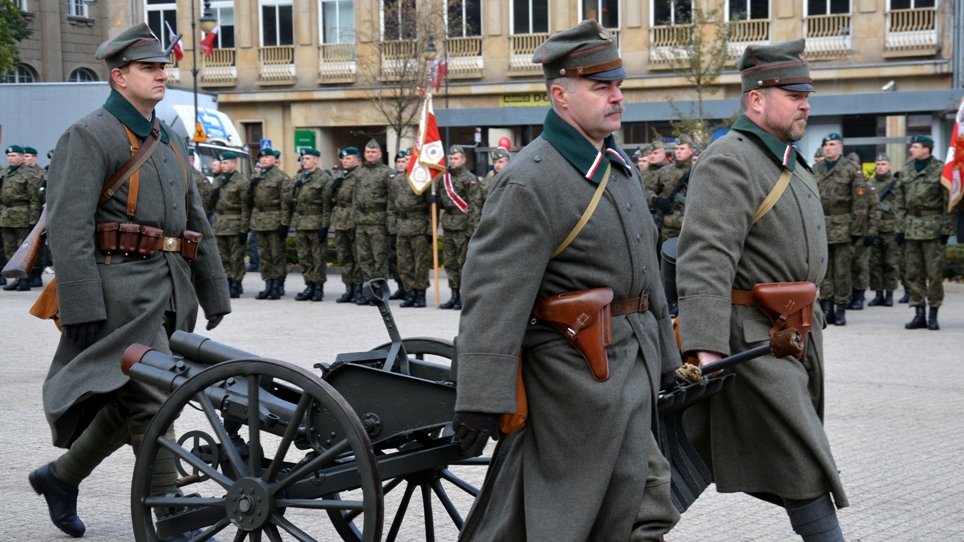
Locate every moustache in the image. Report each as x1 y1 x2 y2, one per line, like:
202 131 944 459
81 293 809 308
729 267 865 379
606 104 625 115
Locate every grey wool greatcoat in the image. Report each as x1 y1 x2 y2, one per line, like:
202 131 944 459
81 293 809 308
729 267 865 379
455 109 681 541
44 90 231 447
676 115 848 508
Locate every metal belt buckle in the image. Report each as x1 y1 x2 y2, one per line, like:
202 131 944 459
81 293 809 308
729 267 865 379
163 237 181 252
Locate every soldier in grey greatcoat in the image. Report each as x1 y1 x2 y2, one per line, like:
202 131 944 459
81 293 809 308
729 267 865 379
678 39 848 541
813 132 873 325
325 147 362 303
867 153 902 307
388 151 432 308
453 20 681 541
248 148 292 299
288 147 331 302
352 139 393 304
209 151 251 298
438 145 478 310
27 24 231 539
894 134 954 330
1 144 44 291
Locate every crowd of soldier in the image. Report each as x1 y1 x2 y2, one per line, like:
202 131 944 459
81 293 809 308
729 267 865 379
0 145 49 291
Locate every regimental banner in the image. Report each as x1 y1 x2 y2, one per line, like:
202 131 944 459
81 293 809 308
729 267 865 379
941 97 964 212
499 93 551 108
407 94 447 195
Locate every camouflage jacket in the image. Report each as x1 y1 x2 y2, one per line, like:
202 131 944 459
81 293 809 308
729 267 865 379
289 167 331 231
814 157 874 243
388 170 432 237
324 167 357 231
210 170 251 235
655 159 692 230
642 161 667 210
440 166 477 232
352 160 392 226
192 168 212 218
0 164 44 228
868 171 900 234
247 165 292 231
895 156 953 239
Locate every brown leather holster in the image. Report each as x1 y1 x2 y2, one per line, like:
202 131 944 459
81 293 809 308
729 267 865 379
533 287 614 381
749 281 817 359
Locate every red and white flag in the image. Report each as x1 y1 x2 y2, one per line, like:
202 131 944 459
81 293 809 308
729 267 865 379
407 94 446 194
941 97 964 212
200 26 219 57
432 58 448 92
164 20 183 63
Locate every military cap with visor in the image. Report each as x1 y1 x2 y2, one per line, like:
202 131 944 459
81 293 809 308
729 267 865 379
737 39 813 93
533 19 624 81
96 22 172 70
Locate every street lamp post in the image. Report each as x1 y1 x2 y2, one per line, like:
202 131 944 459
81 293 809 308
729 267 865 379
191 0 218 143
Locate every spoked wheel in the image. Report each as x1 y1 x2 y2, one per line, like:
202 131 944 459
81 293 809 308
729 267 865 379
326 338 489 542
131 358 383 542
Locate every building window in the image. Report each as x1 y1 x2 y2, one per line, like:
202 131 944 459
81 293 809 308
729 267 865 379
653 0 693 26
728 0 769 20
581 0 618 28
67 0 88 18
210 2 236 48
382 0 416 41
4 64 38 83
145 0 178 54
512 0 549 34
243 121 264 152
806 0 850 15
320 0 354 43
68 68 98 82
889 0 935 7
260 0 293 46
14 0 28 11
448 0 481 38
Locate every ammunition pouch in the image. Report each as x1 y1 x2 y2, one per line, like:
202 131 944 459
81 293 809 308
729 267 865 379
733 281 816 359
95 222 202 263
533 287 615 382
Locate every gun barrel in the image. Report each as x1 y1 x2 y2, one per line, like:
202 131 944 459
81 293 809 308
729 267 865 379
169 330 259 365
699 328 804 375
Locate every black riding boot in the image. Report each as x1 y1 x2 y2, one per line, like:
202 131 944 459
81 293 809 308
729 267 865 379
819 299 834 323
336 283 355 303
833 304 846 326
927 306 940 330
311 283 324 302
295 283 314 301
439 288 460 310
867 290 886 307
905 306 927 329
267 279 282 300
883 290 894 307
847 289 864 310
255 280 272 299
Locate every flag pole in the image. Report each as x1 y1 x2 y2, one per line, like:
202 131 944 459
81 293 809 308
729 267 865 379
431 182 440 306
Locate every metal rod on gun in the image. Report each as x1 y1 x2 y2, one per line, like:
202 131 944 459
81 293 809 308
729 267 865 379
698 343 773 375
697 328 804 375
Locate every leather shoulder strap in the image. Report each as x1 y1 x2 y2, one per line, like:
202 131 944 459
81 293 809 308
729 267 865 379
753 168 792 224
551 162 612 258
99 119 162 208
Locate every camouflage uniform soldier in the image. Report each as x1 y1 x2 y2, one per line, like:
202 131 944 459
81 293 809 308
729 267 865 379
634 143 652 174
386 150 410 300
188 147 213 219
288 147 331 302
438 145 477 310
642 140 669 215
845 151 879 310
21 146 48 287
209 151 251 298
895 134 953 330
325 147 362 303
248 148 292 300
652 134 696 243
1 145 44 292
867 153 902 307
388 152 432 308
814 132 873 325
351 139 392 305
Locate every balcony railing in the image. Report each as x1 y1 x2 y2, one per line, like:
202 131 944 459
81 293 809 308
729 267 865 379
727 19 770 57
258 45 295 83
650 24 693 65
164 55 180 84
318 42 356 83
804 14 852 58
201 48 237 85
445 36 483 79
379 39 418 80
885 7 938 55
508 32 549 74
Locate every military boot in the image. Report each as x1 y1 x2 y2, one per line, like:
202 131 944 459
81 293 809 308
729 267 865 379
819 299 834 323
311 283 324 302
277 277 286 297
336 283 355 303
228 280 240 299
847 289 864 310
389 284 407 300
883 290 894 307
295 283 314 301
904 306 927 329
867 290 885 306
898 288 910 304
29 269 43 288
833 304 846 326
353 284 369 305
414 289 427 308
267 279 282 300
0 276 6 286
29 463 85 537
399 290 416 308
927 307 940 330
439 288 460 310
255 281 272 299
3 278 21 291
16 277 31 291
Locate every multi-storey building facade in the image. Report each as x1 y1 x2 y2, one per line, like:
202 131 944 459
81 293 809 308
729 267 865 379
7 0 964 173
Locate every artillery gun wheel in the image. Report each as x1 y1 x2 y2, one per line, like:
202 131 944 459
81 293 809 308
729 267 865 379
131 358 383 542
326 338 489 542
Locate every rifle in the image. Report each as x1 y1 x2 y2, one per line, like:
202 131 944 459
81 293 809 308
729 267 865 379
1 205 46 279
876 172 900 202
654 170 690 227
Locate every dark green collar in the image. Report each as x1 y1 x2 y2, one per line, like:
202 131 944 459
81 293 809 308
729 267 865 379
103 90 169 144
6 165 19 174
731 115 806 172
913 156 932 172
824 159 838 171
541 109 632 184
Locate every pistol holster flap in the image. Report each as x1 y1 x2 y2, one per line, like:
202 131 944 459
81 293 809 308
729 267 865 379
533 287 614 381
750 281 816 359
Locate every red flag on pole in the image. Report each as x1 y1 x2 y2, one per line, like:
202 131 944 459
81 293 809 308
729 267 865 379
941 97 964 212
164 20 183 63
407 94 446 194
200 26 219 57
432 59 448 92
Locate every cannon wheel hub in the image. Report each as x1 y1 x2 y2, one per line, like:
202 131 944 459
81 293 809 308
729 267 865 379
226 477 273 529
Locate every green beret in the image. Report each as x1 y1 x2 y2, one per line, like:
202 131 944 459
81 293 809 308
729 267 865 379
272 149 282 158
394 150 410 161
821 132 842 146
22 146 37 155
910 135 934 148
258 148 274 158
875 153 891 162
448 145 465 155
95 23 170 70
302 147 320 157
366 139 381 150
339 146 360 158
533 19 624 81
737 39 813 93
219 151 238 160
5 145 24 154
490 148 510 161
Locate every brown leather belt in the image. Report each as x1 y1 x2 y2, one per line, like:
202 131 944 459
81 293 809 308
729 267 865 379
731 289 755 305
611 292 650 315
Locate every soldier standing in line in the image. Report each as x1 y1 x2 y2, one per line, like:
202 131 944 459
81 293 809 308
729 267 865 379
288 147 331 302
351 139 393 305
389 150 432 308
21 146 48 287
867 153 902 307
813 132 873 326
438 145 476 310
643 140 670 215
846 151 880 310
653 133 696 244
1 145 44 292
386 150 410 300
188 148 213 219
476 147 511 215
634 143 652 174
209 151 251 298
894 135 953 330
248 148 292 300
325 147 362 303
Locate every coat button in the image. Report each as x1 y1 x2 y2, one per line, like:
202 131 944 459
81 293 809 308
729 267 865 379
533 155 542 163
626 203 633 211
635 233 641 242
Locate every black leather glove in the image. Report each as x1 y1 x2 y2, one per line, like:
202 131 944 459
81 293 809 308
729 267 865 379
318 227 329 243
277 225 289 240
653 196 673 214
940 234 950 245
864 235 876 247
64 321 103 348
452 411 500 457
209 187 220 203
205 314 224 330
896 233 906 246
238 231 248 244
